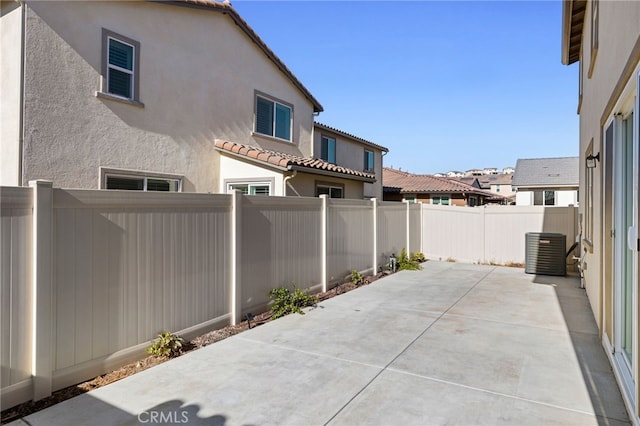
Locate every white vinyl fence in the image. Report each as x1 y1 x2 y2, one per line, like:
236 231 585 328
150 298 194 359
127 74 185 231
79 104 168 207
0 182 419 409
421 204 579 265
1 183 579 410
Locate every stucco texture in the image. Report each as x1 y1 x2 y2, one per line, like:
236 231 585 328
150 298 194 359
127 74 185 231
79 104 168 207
18 1 315 191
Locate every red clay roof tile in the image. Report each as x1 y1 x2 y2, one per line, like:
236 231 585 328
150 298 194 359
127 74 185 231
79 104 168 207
215 140 376 181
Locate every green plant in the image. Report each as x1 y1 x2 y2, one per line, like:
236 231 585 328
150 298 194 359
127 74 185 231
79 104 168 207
146 331 184 359
411 251 427 263
351 269 366 286
269 284 317 319
397 248 422 271
446 257 456 263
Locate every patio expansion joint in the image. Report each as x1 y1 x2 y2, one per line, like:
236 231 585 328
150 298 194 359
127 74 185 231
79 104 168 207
235 335 386 371
323 266 497 426
383 368 606 419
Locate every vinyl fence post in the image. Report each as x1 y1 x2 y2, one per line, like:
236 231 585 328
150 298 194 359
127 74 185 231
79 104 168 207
405 200 410 254
29 180 53 401
372 198 378 274
320 194 328 292
231 190 242 326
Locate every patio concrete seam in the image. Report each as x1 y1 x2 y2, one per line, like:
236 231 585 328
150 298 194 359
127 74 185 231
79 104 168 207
384 367 603 418
323 266 497 426
235 336 386 370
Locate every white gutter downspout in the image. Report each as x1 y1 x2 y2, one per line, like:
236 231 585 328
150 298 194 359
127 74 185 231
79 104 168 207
19 0 26 186
282 170 297 196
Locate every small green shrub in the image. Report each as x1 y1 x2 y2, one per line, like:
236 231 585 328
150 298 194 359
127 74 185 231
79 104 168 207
269 284 317 319
351 269 366 286
397 248 422 271
411 251 427 263
446 257 456 263
146 331 184 359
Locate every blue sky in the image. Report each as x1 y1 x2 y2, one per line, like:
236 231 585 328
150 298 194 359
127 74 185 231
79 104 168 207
233 1 579 174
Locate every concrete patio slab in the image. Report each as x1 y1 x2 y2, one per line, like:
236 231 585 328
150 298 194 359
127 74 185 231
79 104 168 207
10 261 630 425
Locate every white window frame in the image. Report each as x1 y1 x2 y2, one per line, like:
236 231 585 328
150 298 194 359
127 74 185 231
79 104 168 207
321 136 336 164
432 195 451 206
98 29 143 106
254 93 293 142
364 150 375 172
316 184 344 198
100 167 182 192
227 181 271 196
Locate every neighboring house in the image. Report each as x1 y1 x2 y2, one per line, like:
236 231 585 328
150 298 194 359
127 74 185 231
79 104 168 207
502 166 515 175
446 171 464 178
453 173 515 202
562 1 640 421
0 0 382 199
383 167 505 206
465 169 484 177
483 168 499 175
511 157 579 206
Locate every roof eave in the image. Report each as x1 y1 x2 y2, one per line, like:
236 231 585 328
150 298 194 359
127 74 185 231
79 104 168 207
289 165 376 183
561 0 586 65
156 0 324 113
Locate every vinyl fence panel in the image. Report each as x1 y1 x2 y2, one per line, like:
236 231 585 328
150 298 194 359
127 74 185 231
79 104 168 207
0 187 34 408
240 196 322 314
326 198 374 285
50 190 232 389
377 201 408 267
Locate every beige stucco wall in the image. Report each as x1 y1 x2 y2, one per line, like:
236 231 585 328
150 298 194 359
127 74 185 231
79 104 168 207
0 1 23 186
578 0 640 338
286 172 364 199
218 154 285 195
18 1 316 191
313 128 384 199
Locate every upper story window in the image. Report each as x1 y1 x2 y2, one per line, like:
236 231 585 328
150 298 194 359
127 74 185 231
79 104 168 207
364 150 374 172
255 94 292 141
99 29 142 105
321 136 336 164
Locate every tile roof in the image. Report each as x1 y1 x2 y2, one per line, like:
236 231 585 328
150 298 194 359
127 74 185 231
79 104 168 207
383 168 500 198
511 157 579 188
215 140 376 182
314 122 389 152
163 0 323 113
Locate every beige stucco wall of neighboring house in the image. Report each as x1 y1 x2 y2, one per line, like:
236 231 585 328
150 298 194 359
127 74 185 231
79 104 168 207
313 129 384 199
18 1 315 191
286 172 364 199
490 184 514 197
578 1 640 340
0 1 23 186
218 154 284 196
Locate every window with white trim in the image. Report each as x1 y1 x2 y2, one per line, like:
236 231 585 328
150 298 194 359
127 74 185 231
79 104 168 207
227 182 271 196
101 29 141 102
321 136 336 164
364 150 374 172
255 95 292 141
432 195 450 205
105 174 181 191
533 190 556 206
316 184 343 198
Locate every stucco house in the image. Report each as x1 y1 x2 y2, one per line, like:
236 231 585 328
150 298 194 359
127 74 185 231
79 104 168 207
382 167 504 206
562 0 640 422
0 0 386 199
511 157 579 206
